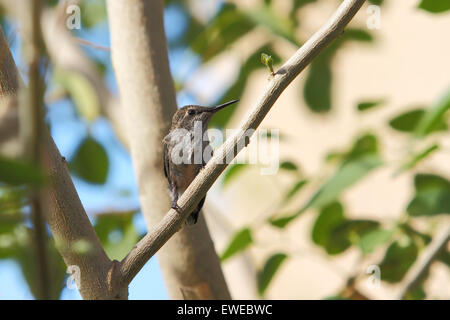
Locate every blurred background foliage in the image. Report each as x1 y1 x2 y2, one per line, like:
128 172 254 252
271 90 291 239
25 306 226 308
0 0 449 299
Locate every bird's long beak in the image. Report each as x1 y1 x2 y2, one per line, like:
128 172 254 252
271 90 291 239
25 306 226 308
209 99 239 113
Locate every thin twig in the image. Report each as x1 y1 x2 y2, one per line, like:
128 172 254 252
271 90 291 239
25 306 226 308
395 224 450 299
74 37 111 52
117 0 367 287
27 0 51 300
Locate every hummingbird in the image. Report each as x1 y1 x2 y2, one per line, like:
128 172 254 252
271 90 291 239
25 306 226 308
163 99 239 225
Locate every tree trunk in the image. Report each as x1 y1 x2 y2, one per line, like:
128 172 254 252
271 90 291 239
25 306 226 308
106 0 231 299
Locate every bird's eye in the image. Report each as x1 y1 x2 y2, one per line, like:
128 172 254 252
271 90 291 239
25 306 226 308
188 109 195 115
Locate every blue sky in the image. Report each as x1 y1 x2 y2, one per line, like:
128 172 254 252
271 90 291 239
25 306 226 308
0 3 206 300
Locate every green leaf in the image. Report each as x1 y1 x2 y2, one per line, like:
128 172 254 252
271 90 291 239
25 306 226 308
325 151 345 164
0 188 26 250
53 69 100 122
304 155 382 211
45 0 59 6
379 240 418 283
415 89 450 137
389 108 427 132
415 173 450 192
221 228 253 261
16 229 67 299
284 179 308 202
399 223 432 245
94 211 140 260
257 253 287 296
328 219 379 254
304 57 332 112
323 295 349 300
340 29 374 42
358 228 394 254
246 6 298 46
302 28 372 113
398 143 439 173
304 134 381 211
312 202 380 255
268 214 298 229
407 188 450 216
293 0 318 9
343 134 378 163
0 156 44 186
418 0 450 13
405 286 426 300
0 214 24 259
69 136 109 184
222 164 248 187
291 0 318 26
312 201 346 249
189 4 255 62
357 99 385 112
407 174 450 216
279 161 298 172
390 92 450 136
0 212 23 234
437 249 450 266
261 53 274 74
80 0 107 28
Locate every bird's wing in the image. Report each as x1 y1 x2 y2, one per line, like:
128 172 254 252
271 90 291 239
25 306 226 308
163 141 170 180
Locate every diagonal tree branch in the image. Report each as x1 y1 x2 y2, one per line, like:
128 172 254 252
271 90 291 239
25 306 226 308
116 0 367 288
0 22 117 300
395 224 450 299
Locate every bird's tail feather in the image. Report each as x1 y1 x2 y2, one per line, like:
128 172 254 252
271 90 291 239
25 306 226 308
185 196 206 225
185 212 199 225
